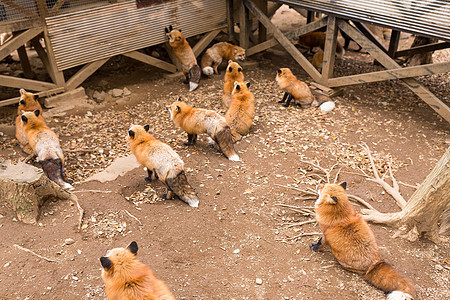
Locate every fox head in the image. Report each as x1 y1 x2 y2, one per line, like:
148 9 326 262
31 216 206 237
231 45 246 61
19 88 40 110
315 182 355 223
20 110 43 127
168 98 191 121
276 68 294 80
165 26 184 44
100 241 139 279
232 81 251 95
226 60 244 77
128 124 151 141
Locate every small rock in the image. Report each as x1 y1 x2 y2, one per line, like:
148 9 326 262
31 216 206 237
255 278 263 285
3 262 11 268
233 249 240 254
111 88 123 98
64 238 75 246
86 111 93 117
93 90 106 102
0 132 3 136
435 264 444 271
72 276 79 281
77 249 82 254
123 87 131 96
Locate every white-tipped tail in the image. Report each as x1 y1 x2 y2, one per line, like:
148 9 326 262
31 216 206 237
189 199 199 208
387 291 414 300
319 101 335 112
62 182 74 190
228 154 240 162
189 82 199 92
202 67 214 76
206 136 216 145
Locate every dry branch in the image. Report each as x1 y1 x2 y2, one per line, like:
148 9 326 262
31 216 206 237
14 244 58 263
276 232 321 241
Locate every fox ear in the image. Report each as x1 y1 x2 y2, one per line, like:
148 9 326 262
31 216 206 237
21 115 28 123
143 124 150 132
164 27 169 34
128 130 135 138
178 29 181 32
100 257 112 270
177 97 182 102
175 105 180 112
127 241 138 255
228 59 232 64
331 196 338 203
33 94 39 101
246 82 250 88
34 109 40 117
340 182 347 190
277 69 282 74
20 88 26 96
238 67 242 72
325 195 338 205
19 99 25 105
169 25 173 31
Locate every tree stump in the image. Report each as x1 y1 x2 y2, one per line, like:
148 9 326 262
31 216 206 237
0 160 71 224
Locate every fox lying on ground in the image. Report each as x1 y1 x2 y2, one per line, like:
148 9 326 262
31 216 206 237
201 42 245 76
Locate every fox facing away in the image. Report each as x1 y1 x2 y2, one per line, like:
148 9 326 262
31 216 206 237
312 182 416 300
128 124 199 207
225 81 255 142
165 25 201 91
201 42 245 76
168 98 240 161
100 241 176 300
20 110 73 189
222 60 245 109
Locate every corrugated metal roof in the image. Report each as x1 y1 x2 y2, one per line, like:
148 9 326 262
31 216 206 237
275 0 450 41
46 0 226 71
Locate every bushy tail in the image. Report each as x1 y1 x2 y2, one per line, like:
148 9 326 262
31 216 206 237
41 158 73 190
214 126 240 161
364 261 416 300
312 91 335 112
230 128 242 143
189 65 201 91
200 53 214 75
166 171 199 207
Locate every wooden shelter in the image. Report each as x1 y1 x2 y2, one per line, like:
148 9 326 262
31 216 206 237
0 0 228 106
236 0 450 123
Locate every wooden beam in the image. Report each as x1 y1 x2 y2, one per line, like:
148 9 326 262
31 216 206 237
328 61 450 87
226 0 235 41
17 46 35 79
353 21 388 54
321 16 338 84
124 50 177 73
163 42 182 72
0 75 57 91
239 0 250 49
395 42 450 58
66 58 109 90
338 19 450 123
243 0 321 82
388 30 400 57
0 27 43 61
31 36 55 83
35 0 48 18
254 0 267 43
0 87 64 108
307 10 315 23
42 28 65 86
2 0 35 18
50 0 66 16
192 29 222 57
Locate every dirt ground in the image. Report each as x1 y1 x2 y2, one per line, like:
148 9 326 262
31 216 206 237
1 7 450 300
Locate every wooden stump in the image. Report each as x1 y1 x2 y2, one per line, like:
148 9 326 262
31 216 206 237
0 160 71 224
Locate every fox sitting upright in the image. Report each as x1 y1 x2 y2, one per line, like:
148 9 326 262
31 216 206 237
128 124 199 207
312 182 416 300
100 241 176 300
222 60 244 109
168 98 240 161
15 88 44 154
21 110 73 189
225 81 255 142
201 42 245 76
165 25 201 91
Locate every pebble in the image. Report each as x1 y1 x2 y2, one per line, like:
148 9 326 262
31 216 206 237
111 88 123 97
123 87 131 96
233 249 240 254
64 238 75 246
255 278 263 285
435 264 444 271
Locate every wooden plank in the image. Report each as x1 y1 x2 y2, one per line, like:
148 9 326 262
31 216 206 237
0 19 41 33
240 0 250 49
124 51 177 73
395 42 450 58
283 17 328 40
321 16 338 84
42 28 65 87
0 75 57 91
16 46 35 79
35 0 48 18
226 0 235 41
254 0 267 43
66 58 109 90
338 19 450 123
307 10 315 23
2 0 35 18
50 0 66 16
388 30 400 57
192 29 222 57
0 27 43 61
246 38 278 56
328 61 450 87
244 0 322 82
0 87 65 108
31 36 55 83
163 42 182 72
353 21 388 54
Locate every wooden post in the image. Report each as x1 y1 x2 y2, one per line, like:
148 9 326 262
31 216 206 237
388 30 400 58
42 28 65 87
192 29 222 57
321 16 338 85
307 11 315 23
66 58 109 90
16 46 35 79
254 0 267 43
226 0 235 41
164 42 182 72
239 0 250 49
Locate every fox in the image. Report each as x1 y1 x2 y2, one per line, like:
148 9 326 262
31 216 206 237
15 88 44 154
222 60 245 109
312 50 324 71
20 110 73 189
100 241 176 300
201 42 245 76
168 98 240 162
311 182 416 300
225 81 255 142
128 124 199 207
165 26 201 92
298 31 345 58
276 68 335 112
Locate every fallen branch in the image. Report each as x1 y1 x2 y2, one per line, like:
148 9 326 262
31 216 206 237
284 219 316 228
21 153 35 163
70 194 84 230
274 183 316 195
64 149 96 153
14 244 58 263
276 232 321 241
348 194 376 210
123 209 142 226
72 190 112 194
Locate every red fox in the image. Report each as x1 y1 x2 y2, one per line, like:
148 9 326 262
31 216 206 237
128 124 199 207
222 60 244 109
312 182 416 300
225 81 255 142
20 110 73 189
168 98 240 161
100 241 176 300
312 50 324 71
15 88 44 154
298 31 345 58
165 26 201 91
276 68 335 112
201 42 245 76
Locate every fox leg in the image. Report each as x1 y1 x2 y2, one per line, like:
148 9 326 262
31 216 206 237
163 190 174 200
213 59 222 75
284 94 294 107
183 134 197 146
145 168 158 182
310 236 328 252
278 92 288 104
183 72 189 84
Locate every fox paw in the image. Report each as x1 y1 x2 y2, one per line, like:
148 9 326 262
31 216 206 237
183 79 189 84
144 176 152 183
277 99 285 104
183 142 192 146
162 193 173 200
310 243 320 252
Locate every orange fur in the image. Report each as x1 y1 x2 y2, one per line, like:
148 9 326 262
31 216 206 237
166 29 197 75
298 31 344 57
222 60 245 109
312 50 324 70
225 81 255 140
201 42 245 75
312 183 416 299
100 242 176 300
275 68 317 108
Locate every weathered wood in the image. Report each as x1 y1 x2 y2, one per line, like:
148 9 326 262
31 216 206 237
239 0 250 49
388 30 400 57
2 0 35 18
50 0 66 16
0 87 65 107
328 61 450 87
404 36 439 66
0 75 57 91
164 42 183 72
338 19 450 123
353 21 388 54
321 16 338 84
395 42 450 58
66 58 109 90
192 29 222 57
243 0 322 82
16 46 35 79
254 0 267 43
0 19 41 33
35 0 48 18
226 0 235 41
31 36 55 83
0 160 71 224
124 50 177 73
42 28 65 87
0 27 43 62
